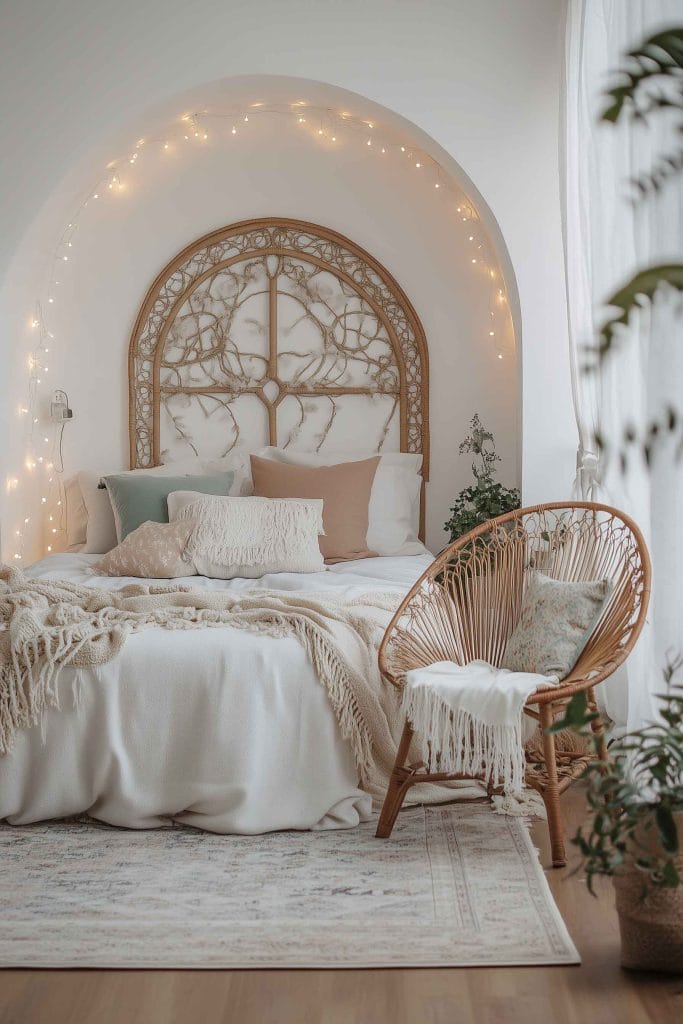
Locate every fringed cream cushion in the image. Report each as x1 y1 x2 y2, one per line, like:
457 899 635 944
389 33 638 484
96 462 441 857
168 492 325 579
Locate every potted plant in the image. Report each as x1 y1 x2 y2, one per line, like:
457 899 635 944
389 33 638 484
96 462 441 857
551 663 683 973
444 414 520 543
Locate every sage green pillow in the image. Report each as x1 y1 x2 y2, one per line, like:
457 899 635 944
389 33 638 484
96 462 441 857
102 471 234 542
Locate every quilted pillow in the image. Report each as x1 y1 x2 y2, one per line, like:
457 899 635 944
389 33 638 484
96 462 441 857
168 492 325 579
502 571 610 679
92 520 196 579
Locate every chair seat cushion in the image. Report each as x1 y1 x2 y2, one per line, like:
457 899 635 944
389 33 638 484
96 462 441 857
502 571 610 679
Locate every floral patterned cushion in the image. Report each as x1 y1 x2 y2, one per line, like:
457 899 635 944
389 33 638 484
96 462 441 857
502 571 610 679
93 520 196 579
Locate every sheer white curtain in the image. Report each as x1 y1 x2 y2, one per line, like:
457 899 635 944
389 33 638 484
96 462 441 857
562 0 683 729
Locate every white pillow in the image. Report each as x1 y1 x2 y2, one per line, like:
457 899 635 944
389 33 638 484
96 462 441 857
78 458 213 554
64 474 88 549
201 450 257 496
257 448 425 556
168 492 326 578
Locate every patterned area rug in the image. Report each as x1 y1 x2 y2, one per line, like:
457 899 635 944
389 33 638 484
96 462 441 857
0 805 578 968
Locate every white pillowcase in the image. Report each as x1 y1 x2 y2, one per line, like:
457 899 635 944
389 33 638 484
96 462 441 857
168 491 326 578
200 450 257 496
64 474 88 549
78 458 213 554
257 448 425 557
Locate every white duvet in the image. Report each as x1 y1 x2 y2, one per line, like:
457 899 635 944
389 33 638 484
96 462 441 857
0 551 432 834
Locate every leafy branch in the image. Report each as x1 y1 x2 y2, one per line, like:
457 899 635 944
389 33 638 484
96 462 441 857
590 27 683 468
550 657 683 896
602 28 683 198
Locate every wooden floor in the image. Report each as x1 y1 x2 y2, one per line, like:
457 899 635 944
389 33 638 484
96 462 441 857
1 787 681 1024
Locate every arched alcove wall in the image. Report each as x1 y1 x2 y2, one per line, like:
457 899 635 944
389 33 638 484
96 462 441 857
0 69 543 556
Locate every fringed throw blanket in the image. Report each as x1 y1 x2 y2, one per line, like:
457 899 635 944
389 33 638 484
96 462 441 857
0 564 408 802
403 660 560 793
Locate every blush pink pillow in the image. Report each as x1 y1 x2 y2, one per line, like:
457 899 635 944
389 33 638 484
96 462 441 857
250 454 380 563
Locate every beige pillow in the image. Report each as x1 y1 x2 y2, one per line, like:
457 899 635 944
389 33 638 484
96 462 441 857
92 520 196 579
250 454 380 563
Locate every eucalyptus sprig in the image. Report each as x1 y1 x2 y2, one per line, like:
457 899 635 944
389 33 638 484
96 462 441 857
444 414 520 542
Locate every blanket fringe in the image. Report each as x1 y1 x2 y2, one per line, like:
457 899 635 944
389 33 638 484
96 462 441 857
401 684 527 794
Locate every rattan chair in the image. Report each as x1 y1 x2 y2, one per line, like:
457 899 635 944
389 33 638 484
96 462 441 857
376 501 651 866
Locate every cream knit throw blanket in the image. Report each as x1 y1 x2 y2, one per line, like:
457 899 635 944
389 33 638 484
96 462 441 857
0 564 409 802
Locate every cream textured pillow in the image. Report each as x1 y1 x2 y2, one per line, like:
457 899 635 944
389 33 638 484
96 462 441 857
257 448 424 556
168 492 325 579
502 571 610 679
92 520 196 579
250 454 380 563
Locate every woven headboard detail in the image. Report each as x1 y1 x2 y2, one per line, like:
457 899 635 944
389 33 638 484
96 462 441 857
128 218 429 482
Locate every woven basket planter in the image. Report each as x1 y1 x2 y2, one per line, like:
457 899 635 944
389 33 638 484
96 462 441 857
612 811 683 973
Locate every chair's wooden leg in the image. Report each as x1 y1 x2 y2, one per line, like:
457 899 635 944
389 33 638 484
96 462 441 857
539 702 566 868
376 722 414 839
588 687 609 763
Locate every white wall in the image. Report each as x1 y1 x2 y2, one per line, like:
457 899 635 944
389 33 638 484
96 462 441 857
0 0 575 558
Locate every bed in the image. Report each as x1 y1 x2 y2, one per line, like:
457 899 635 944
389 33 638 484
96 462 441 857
1 219 439 835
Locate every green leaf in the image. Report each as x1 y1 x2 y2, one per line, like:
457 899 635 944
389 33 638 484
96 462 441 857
661 859 681 888
589 265 683 370
655 806 680 853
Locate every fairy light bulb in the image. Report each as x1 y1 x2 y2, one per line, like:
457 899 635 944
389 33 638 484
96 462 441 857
243 115 249 122
415 162 421 168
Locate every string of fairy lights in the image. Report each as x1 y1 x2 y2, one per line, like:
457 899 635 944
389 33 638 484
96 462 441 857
6 101 511 564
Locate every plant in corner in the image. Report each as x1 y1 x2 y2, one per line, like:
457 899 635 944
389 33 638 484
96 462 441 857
444 414 520 542
551 661 683 973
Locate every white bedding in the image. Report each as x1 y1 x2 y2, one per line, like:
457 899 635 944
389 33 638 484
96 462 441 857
0 551 432 835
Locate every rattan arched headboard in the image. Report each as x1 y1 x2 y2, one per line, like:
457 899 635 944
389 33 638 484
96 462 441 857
128 217 429 522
